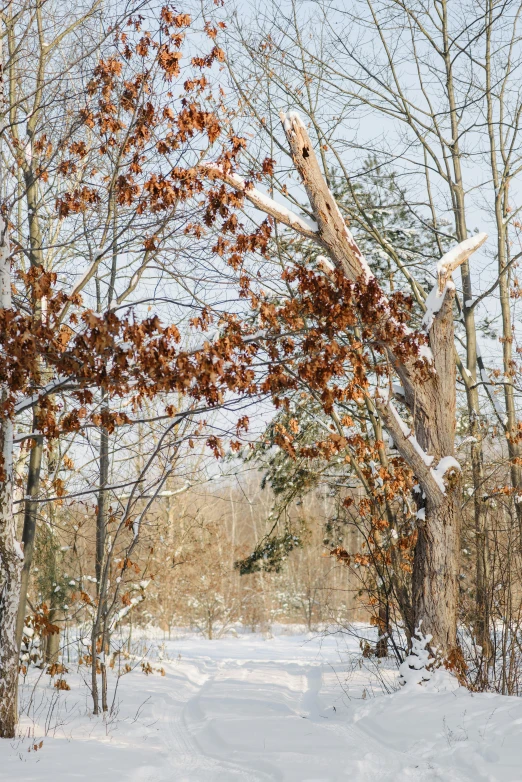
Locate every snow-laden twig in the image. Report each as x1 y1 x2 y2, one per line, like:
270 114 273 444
200 163 320 238
436 233 488 290
430 456 461 494
423 233 487 331
374 393 444 504
388 400 434 467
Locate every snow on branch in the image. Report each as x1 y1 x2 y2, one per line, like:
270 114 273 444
316 254 335 276
374 392 444 504
437 233 488 291
375 391 461 499
430 456 461 494
388 399 434 468
200 163 321 241
422 233 487 331
14 377 76 415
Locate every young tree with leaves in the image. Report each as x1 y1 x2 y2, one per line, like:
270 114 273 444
0 2 260 735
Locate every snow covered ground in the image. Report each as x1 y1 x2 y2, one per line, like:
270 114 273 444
2 626 522 781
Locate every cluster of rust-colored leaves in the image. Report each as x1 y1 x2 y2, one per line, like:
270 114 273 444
7 8 229 222
255 264 427 408
54 7 237 223
1 265 259 438
1 9 266 447
220 253 428 587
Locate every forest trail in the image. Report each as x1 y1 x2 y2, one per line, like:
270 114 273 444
2 630 522 781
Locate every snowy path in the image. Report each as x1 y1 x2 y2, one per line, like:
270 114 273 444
3 630 522 781
161 650 356 781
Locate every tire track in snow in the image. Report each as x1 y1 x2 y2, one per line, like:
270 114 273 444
150 659 243 780
182 662 283 781
149 643 474 782
182 658 349 782
152 656 275 780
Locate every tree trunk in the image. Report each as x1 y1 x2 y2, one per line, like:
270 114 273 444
95 419 108 588
375 599 389 658
0 137 21 736
101 626 109 713
91 618 100 715
412 493 460 655
444 6 492 660
14 67 47 657
44 607 61 667
92 408 109 715
15 422 43 650
0 415 21 738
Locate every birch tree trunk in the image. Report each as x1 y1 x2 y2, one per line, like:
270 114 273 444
0 33 22 737
0 264 20 738
0 367 19 739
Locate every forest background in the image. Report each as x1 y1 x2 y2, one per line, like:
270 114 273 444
1 0 522 740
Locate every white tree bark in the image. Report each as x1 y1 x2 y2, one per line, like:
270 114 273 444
0 185 21 739
0 36 22 738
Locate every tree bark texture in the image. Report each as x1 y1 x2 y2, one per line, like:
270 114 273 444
15 423 43 651
0 140 21 736
412 494 460 655
0 415 21 738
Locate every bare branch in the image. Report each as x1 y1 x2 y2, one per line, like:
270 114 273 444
375 394 444 506
200 163 321 242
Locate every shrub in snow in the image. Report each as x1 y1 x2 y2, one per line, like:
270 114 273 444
399 624 460 692
399 626 433 687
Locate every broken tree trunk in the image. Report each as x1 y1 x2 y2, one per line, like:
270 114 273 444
203 111 486 659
